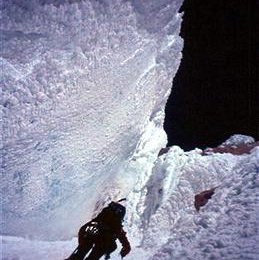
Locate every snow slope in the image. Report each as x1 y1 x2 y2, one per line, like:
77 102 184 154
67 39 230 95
127 136 259 260
2 136 259 259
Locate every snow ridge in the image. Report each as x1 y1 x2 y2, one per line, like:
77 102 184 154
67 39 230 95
126 142 259 260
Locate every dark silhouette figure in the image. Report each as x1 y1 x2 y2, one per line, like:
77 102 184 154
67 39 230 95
66 201 131 260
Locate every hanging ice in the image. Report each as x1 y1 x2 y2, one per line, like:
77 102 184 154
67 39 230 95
1 0 184 240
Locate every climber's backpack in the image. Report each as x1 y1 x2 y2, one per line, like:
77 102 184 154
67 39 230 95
79 199 126 242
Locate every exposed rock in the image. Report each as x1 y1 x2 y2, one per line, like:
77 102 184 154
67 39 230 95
158 147 171 157
203 141 259 156
194 188 216 211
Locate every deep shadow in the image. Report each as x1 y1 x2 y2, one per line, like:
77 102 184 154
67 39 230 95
164 0 258 150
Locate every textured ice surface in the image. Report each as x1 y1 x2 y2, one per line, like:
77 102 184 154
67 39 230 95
2 141 258 259
3 1 257 259
128 144 259 260
1 0 183 239
221 134 255 146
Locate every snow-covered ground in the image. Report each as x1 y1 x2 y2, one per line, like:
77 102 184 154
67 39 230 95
2 136 259 259
1 0 258 259
128 136 259 260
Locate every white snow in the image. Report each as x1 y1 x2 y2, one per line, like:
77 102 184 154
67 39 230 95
1 0 183 240
1 144 259 259
1 0 258 260
221 134 256 147
128 145 259 260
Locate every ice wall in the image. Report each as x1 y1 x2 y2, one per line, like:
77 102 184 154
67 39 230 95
1 0 184 239
125 136 259 260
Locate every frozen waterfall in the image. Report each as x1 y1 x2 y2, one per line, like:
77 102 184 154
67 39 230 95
1 0 184 240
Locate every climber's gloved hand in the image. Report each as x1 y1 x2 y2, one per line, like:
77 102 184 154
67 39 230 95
120 244 131 258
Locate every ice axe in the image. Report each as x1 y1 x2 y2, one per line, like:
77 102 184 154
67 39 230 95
117 198 127 203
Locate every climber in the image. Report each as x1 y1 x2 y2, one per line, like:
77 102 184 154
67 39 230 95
66 199 131 260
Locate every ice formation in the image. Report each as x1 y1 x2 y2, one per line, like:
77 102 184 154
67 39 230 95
220 134 255 147
2 1 259 260
2 137 259 259
126 137 259 260
1 0 183 240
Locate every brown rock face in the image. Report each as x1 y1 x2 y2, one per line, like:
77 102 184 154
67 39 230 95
194 188 216 211
158 147 171 157
203 141 259 156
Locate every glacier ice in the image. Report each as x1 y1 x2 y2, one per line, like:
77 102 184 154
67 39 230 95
2 1 258 260
1 0 184 240
221 134 255 146
138 144 259 260
2 140 259 259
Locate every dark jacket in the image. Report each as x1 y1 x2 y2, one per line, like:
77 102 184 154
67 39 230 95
78 207 131 258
